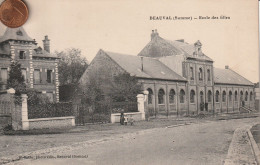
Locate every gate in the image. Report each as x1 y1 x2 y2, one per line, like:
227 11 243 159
0 100 12 129
74 101 138 125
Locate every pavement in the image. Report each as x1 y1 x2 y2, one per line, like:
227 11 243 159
4 116 259 165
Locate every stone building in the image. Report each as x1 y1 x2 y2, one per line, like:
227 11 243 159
0 27 59 102
79 30 255 115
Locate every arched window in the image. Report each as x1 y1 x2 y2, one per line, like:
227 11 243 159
190 90 195 103
147 88 153 104
190 67 194 80
158 89 165 104
208 90 212 102
222 91 226 102
207 69 211 81
235 91 238 101
199 68 203 80
180 89 185 103
250 92 253 101
169 89 175 104
200 91 204 103
216 90 220 102
229 91 232 102
245 91 248 101
240 91 243 101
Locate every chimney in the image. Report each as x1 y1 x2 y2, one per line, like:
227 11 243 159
225 65 229 69
151 29 159 40
141 57 144 71
154 29 159 37
43 35 50 53
151 30 155 40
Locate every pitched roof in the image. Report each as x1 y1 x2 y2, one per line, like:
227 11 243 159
214 68 253 86
0 27 34 43
103 50 186 81
138 34 213 62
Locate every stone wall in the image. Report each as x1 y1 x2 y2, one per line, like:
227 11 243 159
28 116 75 129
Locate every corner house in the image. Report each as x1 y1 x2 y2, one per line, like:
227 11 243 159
0 27 59 102
80 30 255 115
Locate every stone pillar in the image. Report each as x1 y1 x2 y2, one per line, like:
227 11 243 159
29 48 34 88
7 88 17 129
55 59 59 102
137 94 145 120
21 94 29 130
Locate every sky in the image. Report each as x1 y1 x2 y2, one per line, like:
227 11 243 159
0 0 258 83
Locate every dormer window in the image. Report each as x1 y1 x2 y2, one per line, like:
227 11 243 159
19 51 26 59
16 30 23 36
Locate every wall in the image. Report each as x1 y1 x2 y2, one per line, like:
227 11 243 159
28 116 75 129
141 79 188 116
111 112 143 123
79 49 126 97
214 84 255 113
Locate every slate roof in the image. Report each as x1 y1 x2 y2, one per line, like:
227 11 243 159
0 27 34 43
103 50 186 82
214 68 254 86
0 27 58 58
138 35 213 62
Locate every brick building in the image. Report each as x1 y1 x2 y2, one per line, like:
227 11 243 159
79 30 255 115
0 27 59 102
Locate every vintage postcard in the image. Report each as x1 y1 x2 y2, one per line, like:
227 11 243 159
0 0 259 164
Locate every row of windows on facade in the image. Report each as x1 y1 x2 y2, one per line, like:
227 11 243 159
190 67 211 81
147 88 254 105
0 68 53 84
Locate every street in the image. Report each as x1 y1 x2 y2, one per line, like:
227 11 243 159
10 117 259 165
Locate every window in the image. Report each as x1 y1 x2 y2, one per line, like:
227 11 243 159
47 70 52 83
190 67 194 80
199 68 203 80
34 69 41 84
147 88 153 104
169 89 175 104
216 90 220 102
245 91 248 101
222 91 226 102
46 92 54 102
21 69 27 82
190 90 195 103
229 91 232 102
200 91 204 103
208 90 212 102
180 89 185 103
235 91 238 101
207 69 210 81
250 92 253 101
158 89 165 104
19 51 26 59
0 68 8 83
240 91 243 101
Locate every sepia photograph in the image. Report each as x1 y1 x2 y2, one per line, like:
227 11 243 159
0 0 259 164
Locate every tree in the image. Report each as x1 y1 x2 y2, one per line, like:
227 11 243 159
7 60 26 95
54 48 89 86
108 73 142 102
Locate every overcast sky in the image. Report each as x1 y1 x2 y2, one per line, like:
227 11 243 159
0 0 258 83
